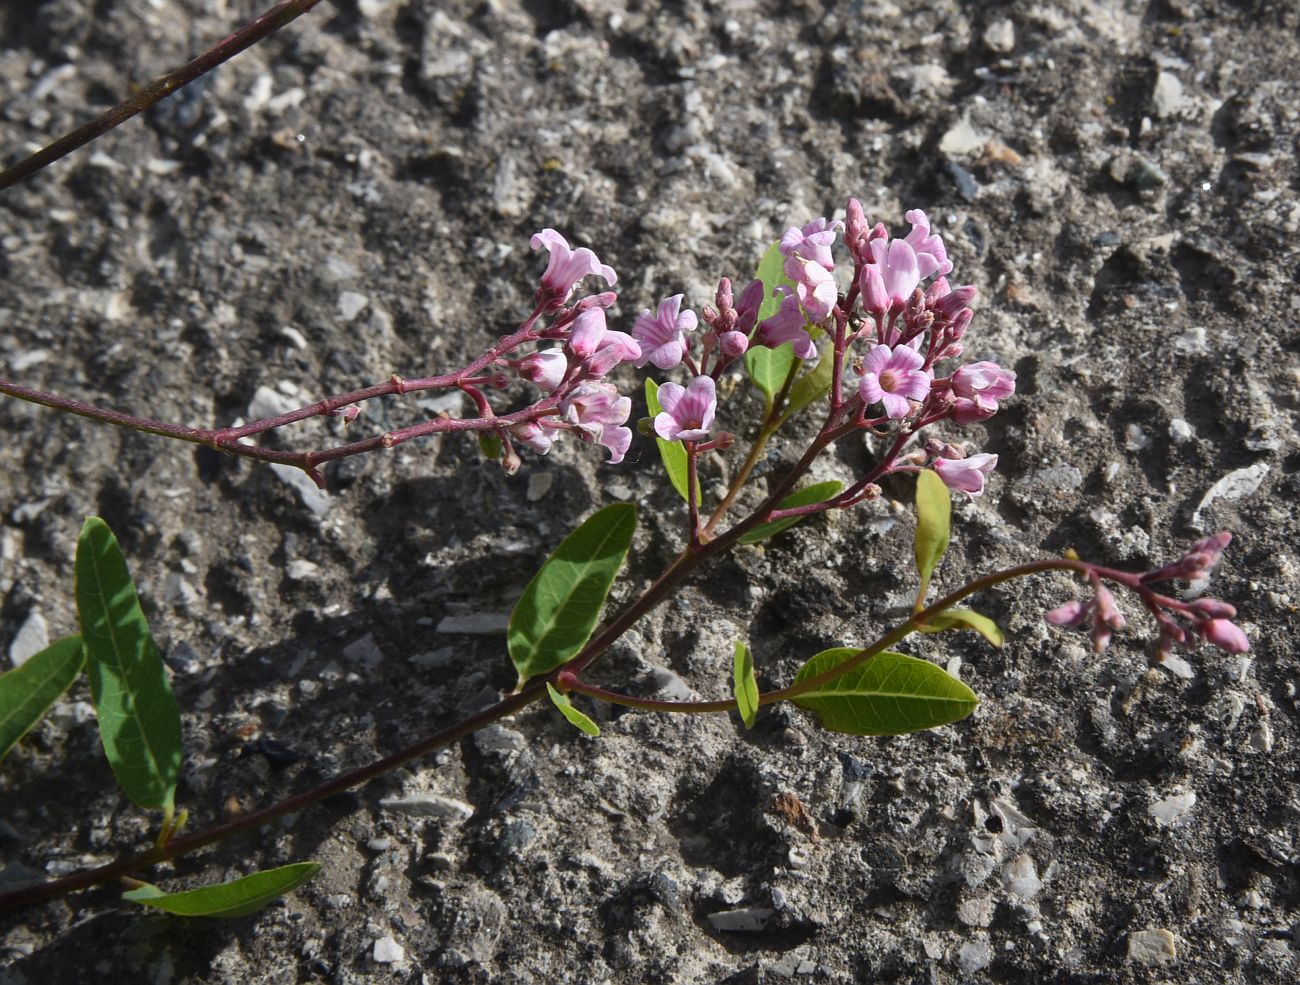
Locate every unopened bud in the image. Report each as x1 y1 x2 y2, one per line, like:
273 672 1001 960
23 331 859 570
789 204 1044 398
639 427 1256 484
713 430 736 450
1190 598 1237 619
719 331 749 358
1200 618 1250 654
715 276 734 313
488 372 512 389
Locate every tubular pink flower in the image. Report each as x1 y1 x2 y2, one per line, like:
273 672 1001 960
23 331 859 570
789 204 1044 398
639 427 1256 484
518 350 568 392
779 217 842 271
1046 600 1089 626
859 344 931 419
1199 618 1250 654
951 361 1016 403
530 229 618 299
868 237 921 306
1142 532 1233 584
903 209 953 279
633 294 697 370
654 375 717 442
753 289 817 359
782 255 838 323
734 278 766 334
933 452 998 499
566 307 608 359
588 330 642 376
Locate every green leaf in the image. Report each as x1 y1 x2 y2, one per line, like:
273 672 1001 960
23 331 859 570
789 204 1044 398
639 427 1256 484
914 469 951 600
738 480 843 545
646 378 699 503
546 683 600 736
732 641 758 729
508 504 637 686
0 636 85 764
781 346 835 423
745 241 801 407
122 862 321 918
917 608 1005 648
791 648 979 736
75 517 182 811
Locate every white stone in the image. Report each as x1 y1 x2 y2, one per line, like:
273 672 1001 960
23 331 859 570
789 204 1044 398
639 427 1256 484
1152 71 1187 117
8 610 49 667
285 559 320 581
1127 929 1177 965
371 936 405 964
526 472 554 501
1003 854 1042 900
984 18 1015 53
271 463 331 516
1149 790 1196 826
958 940 992 974
379 793 474 821
337 291 370 322
1191 463 1268 531
939 117 987 157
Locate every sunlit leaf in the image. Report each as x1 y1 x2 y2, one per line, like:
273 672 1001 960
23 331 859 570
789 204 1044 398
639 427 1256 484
509 505 637 686
732 641 758 729
781 346 834 422
738 480 843 545
546 684 600 736
646 378 698 503
791 648 979 736
914 469 951 600
916 608 1005 647
76 517 181 811
122 862 321 918
0 636 84 764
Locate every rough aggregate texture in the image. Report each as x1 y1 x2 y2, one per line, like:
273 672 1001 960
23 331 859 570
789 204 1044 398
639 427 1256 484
1 0 1299 982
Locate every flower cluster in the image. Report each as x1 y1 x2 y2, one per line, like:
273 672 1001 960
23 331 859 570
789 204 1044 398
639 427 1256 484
1047 533 1249 656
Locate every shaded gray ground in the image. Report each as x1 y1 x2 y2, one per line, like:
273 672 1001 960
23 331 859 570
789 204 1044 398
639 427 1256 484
1 0 1298 981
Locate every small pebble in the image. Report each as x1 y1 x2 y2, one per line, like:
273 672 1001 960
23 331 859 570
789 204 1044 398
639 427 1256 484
371 936 405 964
1126 929 1177 965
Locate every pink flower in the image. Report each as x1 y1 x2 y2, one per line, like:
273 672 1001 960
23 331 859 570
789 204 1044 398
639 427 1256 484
783 255 838 323
530 229 617 300
859 344 931 419
510 421 555 455
902 209 953 279
719 331 749 358
518 350 568 392
1142 532 1233 585
734 278 766 334
567 307 607 359
588 330 642 376
752 289 817 359
633 294 697 370
779 217 841 271
1046 600 1088 626
844 199 870 265
867 237 921 306
560 382 632 464
933 452 998 499
654 375 716 442
1199 618 1250 654
859 263 890 317
949 361 1016 424
1091 584 1125 653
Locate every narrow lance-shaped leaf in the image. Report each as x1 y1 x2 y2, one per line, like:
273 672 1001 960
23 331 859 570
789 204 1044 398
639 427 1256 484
781 344 835 423
646 378 698 504
916 608 1005 648
76 517 182 811
546 683 600 737
509 504 637 687
732 641 758 729
745 241 800 408
0 636 85 764
122 862 321 918
791 648 979 736
738 480 843 545
913 469 951 603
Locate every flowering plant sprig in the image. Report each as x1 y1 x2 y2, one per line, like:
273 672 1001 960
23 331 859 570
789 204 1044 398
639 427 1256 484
0 200 1249 919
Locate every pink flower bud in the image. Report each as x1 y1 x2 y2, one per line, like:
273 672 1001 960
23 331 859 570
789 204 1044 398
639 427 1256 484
715 276 734 313
845 198 869 264
932 284 977 321
859 263 890 317
567 307 607 358
1046 600 1088 626
932 452 997 498
1199 618 1250 654
734 279 765 334
719 331 749 358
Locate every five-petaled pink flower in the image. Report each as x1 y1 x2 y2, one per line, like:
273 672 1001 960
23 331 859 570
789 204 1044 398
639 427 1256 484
933 452 998 499
859 344 931 419
530 229 618 301
588 330 641 376
654 375 717 442
779 217 842 271
633 295 697 370
560 382 632 463
784 255 838 323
